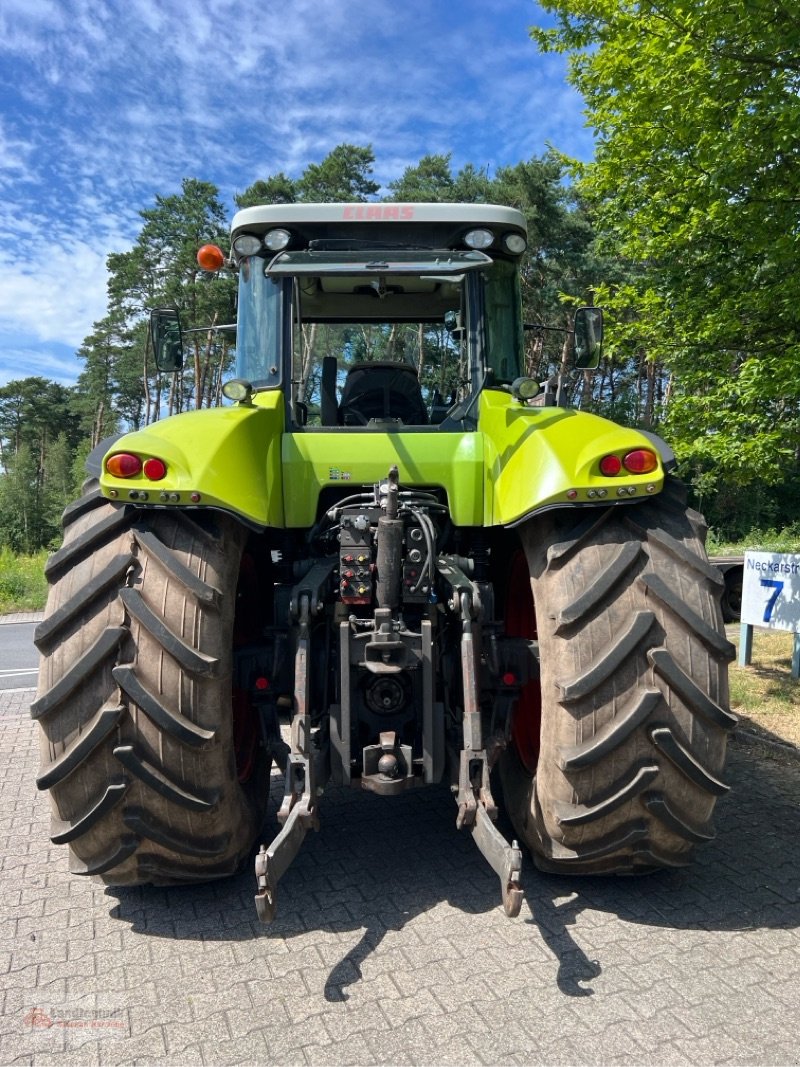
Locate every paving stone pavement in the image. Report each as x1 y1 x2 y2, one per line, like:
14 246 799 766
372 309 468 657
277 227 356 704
2 686 799 1066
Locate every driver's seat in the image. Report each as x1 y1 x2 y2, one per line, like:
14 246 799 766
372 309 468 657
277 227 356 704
338 362 428 425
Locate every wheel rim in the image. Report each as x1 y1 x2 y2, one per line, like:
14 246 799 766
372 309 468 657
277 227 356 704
504 548 541 775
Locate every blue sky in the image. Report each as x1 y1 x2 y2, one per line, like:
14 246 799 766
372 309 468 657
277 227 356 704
0 0 592 389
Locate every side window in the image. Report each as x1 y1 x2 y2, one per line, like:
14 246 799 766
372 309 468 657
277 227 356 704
235 259 282 387
483 261 523 384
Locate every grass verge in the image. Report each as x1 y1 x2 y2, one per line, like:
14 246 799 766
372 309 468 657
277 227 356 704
728 627 800 751
708 527 800 556
0 548 48 614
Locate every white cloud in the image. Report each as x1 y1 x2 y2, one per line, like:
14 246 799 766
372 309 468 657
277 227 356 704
0 242 112 346
0 342 83 387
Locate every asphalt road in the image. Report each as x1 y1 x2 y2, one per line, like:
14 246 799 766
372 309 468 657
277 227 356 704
2 680 800 1065
0 619 39 692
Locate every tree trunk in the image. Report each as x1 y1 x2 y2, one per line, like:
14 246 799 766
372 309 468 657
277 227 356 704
143 347 152 426
643 356 657 428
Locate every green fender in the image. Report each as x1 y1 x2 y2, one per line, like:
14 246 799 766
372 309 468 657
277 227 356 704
99 392 285 527
478 390 665 526
99 388 665 531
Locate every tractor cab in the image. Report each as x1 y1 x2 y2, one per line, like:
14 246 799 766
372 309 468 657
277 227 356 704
153 203 601 431
229 203 530 431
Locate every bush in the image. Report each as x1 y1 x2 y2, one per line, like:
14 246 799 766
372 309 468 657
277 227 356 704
0 547 48 614
706 525 800 556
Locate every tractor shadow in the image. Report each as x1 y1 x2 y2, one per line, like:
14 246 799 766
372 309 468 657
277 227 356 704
105 739 800 1000
517 736 800 995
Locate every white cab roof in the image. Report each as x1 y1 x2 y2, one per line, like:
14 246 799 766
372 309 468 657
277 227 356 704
231 202 527 236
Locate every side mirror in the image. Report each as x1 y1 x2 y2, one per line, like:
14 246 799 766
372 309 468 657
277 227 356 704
573 306 603 370
150 308 184 373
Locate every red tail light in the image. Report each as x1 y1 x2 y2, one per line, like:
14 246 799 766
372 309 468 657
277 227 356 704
599 454 622 476
143 457 167 480
106 453 142 478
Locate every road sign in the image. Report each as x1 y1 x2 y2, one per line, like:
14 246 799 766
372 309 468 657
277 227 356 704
740 551 800 632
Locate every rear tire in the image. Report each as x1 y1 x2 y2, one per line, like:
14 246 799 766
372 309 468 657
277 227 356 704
32 482 268 884
499 479 737 873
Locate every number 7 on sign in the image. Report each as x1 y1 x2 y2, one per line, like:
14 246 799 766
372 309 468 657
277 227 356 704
760 578 784 623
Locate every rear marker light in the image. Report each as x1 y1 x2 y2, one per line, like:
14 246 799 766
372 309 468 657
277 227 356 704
567 489 578 500
106 453 142 478
190 493 201 503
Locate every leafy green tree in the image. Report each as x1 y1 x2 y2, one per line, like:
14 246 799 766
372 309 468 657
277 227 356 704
71 439 94 495
76 315 148 434
237 145 380 208
388 154 458 201
388 154 494 204
0 445 47 552
102 178 236 420
532 0 800 489
0 378 81 473
452 163 494 204
296 144 379 202
234 173 297 208
0 380 87 549
74 316 127 445
42 432 77 542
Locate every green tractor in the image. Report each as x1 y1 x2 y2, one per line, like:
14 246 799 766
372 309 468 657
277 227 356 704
33 203 735 920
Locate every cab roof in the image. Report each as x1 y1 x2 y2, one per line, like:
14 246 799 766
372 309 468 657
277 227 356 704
230 202 528 258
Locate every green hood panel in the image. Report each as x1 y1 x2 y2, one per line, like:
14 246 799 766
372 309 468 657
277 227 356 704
99 389 663 530
282 431 484 527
